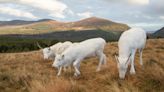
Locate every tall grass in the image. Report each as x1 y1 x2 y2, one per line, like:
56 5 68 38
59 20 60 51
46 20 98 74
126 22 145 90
0 39 163 92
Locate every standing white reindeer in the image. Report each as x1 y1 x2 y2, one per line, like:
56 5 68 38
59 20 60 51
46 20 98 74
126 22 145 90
52 38 107 76
115 28 147 79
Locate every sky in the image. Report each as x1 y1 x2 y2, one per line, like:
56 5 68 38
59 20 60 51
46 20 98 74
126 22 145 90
0 0 164 31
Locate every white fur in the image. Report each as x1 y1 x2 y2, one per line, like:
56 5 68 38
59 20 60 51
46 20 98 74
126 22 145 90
42 41 72 60
115 27 147 79
52 38 107 76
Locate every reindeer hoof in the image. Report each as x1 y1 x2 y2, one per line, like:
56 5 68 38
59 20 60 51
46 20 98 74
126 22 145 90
130 71 136 75
96 68 101 72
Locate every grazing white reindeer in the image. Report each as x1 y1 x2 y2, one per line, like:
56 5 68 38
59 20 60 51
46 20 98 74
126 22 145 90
39 41 73 60
115 28 147 79
37 41 73 73
52 38 107 76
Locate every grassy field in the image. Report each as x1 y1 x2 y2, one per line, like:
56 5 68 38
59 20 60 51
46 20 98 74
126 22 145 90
0 25 56 35
0 39 163 92
0 24 126 35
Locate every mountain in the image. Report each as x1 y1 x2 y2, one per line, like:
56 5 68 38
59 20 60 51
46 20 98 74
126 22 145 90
59 17 129 31
0 17 130 35
73 17 122 27
151 27 164 38
26 17 130 32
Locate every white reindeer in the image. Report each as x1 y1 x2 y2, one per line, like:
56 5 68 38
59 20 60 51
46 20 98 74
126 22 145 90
52 38 107 76
39 41 73 60
115 28 147 79
37 41 73 73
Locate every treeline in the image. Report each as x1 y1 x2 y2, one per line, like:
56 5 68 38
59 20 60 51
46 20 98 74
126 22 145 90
0 30 122 53
0 37 58 53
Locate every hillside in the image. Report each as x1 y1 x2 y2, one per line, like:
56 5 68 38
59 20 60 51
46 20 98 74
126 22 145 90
0 39 163 92
0 19 52 26
152 27 164 38
0 17 129 35
69 17 129 31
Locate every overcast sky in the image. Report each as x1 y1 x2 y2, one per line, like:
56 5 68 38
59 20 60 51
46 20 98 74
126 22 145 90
0 0 164 31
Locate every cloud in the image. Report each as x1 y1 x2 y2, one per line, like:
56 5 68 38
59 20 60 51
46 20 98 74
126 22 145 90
20 0 68 18
0 0 163 31
103 0 149 5
144 0 164 16
129 22 164 31
0 6 37 19
49 13 65 19
77 11 93 19
128 0 149 5
159 16 164 20
0 0 72 18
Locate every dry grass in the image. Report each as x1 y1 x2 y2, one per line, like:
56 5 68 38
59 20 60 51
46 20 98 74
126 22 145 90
0 39 164 92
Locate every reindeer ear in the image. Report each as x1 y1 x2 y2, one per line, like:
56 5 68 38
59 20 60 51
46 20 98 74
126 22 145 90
115 55 119 63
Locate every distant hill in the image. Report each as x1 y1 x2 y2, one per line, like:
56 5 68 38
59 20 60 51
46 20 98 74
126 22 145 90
74 17 115 26
0 17 129 35
0 19 52 27
151 27 164 38
69 17 130 31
